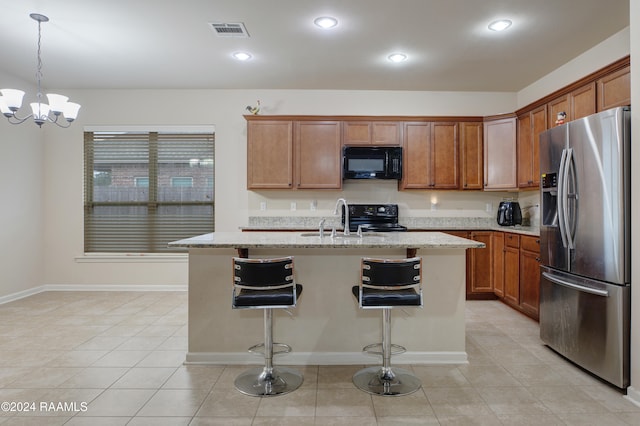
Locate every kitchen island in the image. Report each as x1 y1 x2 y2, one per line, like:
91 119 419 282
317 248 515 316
170 231 483 365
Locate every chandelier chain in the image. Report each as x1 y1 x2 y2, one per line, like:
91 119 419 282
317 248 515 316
36 18 43 102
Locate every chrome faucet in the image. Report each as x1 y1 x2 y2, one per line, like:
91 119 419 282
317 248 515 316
333 198 350 236
318 218 326 238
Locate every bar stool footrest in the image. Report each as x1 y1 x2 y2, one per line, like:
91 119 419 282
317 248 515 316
248 342 292 357
362 343 406 356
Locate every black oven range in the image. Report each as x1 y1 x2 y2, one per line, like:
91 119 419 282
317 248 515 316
342 204 407 233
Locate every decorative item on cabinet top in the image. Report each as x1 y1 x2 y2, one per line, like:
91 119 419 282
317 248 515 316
245 100 261 115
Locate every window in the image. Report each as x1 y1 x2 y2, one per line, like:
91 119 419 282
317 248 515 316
171 177 194 187
84 130 215 253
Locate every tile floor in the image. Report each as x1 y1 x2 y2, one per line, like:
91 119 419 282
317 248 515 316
0 291 638 425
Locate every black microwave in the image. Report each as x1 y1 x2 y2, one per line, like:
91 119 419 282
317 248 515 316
343 146 403 180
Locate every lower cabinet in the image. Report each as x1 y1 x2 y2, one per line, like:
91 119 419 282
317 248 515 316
497 233 541 320
446 231 495 300
519 236 541 319
446 230 540 319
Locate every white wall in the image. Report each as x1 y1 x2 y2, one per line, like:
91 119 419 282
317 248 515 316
517 27 630 108
0 71 45 300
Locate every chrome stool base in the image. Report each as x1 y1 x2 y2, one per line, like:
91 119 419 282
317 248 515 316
234 366 303 397
352 366 421 396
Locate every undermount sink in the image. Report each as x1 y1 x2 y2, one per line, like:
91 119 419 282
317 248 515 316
299 232 385 238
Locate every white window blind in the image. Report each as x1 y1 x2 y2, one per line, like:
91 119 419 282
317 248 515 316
84 131 214 253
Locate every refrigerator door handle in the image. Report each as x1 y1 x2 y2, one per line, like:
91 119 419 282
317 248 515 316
564 148 576 250
542 272 609 297
557 148 569 248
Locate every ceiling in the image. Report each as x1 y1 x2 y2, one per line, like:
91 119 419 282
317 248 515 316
0 0 629 92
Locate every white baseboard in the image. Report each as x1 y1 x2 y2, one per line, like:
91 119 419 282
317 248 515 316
184 351 468 365
625 386 640 407
0 284 187 305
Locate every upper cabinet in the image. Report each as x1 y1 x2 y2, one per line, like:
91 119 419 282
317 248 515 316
343 121 401 145
247 120 294 189
483 117 517 191
597 65 631 111
570 82 596 120
294 121 342 189
459 122 483 190
247 119 341 190
400 121 458 189
517 105 546 189
548 82 596 125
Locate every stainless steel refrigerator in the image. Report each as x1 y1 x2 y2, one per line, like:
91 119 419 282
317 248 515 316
539 106 631 389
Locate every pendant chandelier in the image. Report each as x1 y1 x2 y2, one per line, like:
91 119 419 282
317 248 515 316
0 13 81 128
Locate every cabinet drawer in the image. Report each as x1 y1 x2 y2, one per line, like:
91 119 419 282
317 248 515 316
504 233 520 248
521 236 540 253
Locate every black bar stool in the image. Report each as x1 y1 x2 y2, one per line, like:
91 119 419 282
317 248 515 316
232 256 304 396
351 256 423 396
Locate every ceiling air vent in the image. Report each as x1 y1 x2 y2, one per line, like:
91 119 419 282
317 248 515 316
209 22 250 38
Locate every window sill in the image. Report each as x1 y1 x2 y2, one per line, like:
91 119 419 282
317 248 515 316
75 253 188 263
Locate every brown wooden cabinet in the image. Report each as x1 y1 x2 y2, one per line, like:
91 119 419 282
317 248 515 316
519 236 541 320
247 119 341 190
503 233 520 306
343 121 401 145
467 231 493 297
547 94 570 126
445 230 494 300
247 120 294 189
548 83 596 126
483 117 517 191
460 122 483 190
294 121 342 189
492 232 505 298
496 233 541 320
597 65 631 111
400 122 458 189
571 82 596 120
517 105 546 189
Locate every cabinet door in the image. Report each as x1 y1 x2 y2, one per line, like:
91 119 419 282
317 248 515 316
571 82 596 121
492 232 505 298
483 117 517 190
548 95 570 127
460 122 483 190
517 113 533 188
373 122 401 145
518 106 546 189
530 106 546 187
468 231 493 295
504 246 520 306
400 122 430 189
247 121 293 189
597 66 631 111
519 236 541 319
431 122 459 189
343 121 371 145
343 121 401 145
295 121 342 189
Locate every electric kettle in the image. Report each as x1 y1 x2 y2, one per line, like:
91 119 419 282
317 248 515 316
497 201 522 226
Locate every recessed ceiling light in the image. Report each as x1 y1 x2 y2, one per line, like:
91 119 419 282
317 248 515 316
387 53 408 63
232 51 252 61
314 16 338 29
488 19 512 31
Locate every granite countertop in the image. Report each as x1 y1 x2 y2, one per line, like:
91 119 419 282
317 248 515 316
242 216 540 237
169 231 484 249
